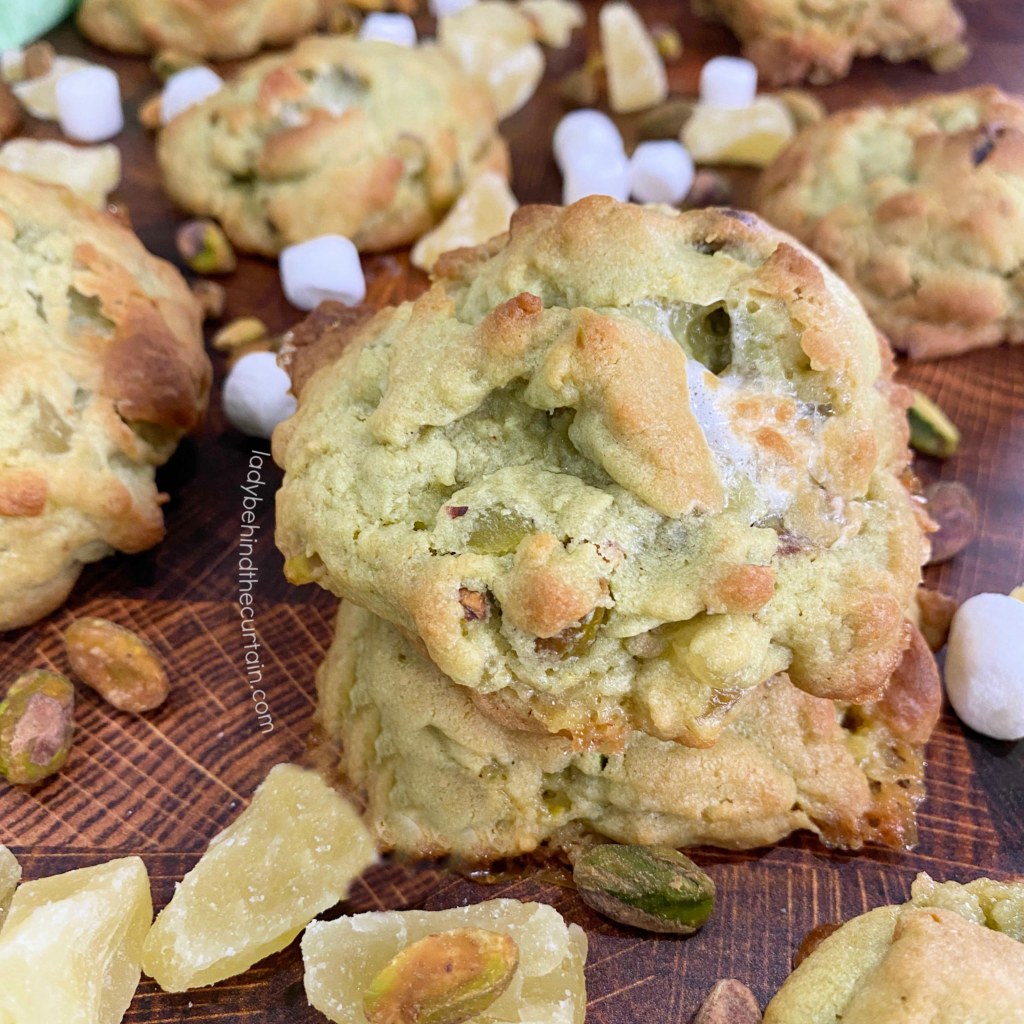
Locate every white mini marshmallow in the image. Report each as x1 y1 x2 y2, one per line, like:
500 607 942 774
160 66 224 125
562 151 630 204
280 235 366 311
223 352 297 440
359 12 417 46
629 140 694 205
430 0 476 16
699 56 758 109
945 593 1024 741
552 109 624 173
56 66 123 143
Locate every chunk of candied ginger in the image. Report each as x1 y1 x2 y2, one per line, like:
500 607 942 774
0 845 21 931
600 2 667 113
0 856 152 1024
682 96 795 167
142 763 377 992
302 898 588 1024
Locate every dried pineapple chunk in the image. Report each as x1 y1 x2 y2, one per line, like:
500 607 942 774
11 56 93 119
0 845 20 931
411 171 518 271
518 0 585 48
0 139 121 208
0 856 152 1024
439 2 545 118
600 2 667 114
682 96 796 167
142 763 377 992
302 899 588 1024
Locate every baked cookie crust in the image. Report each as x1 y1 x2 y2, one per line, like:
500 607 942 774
157 37 509 255
77 0 335 61
275 198 930 743
313 602 939 861
757 87 1024 360
692 0 965 86
0 170 211 632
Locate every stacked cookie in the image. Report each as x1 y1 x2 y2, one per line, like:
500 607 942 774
273 197 941 864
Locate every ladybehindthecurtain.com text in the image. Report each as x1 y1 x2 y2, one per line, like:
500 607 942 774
239 450 273 734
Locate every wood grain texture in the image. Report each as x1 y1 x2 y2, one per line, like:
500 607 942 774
2 3 1024 1021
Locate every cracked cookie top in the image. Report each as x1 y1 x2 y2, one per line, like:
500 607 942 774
274 198 927 750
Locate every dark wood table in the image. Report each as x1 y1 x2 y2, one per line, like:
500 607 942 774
2 2 1023 1020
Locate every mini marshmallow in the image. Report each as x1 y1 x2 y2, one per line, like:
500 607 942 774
699 56 757 110
160 66 223 125
629 140 694 205
359 12 417 46
55 65 123 143
552 109 624 172
280 234 366 311
562 151 630 204
429 0 477 16
945 593 1024 741
222 352 297 440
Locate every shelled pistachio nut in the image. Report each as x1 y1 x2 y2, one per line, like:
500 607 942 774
573 844 716 933
0 670 75 785
363 927 519 1024
176 219 237 274
213 317 268 351
637 98 696 141
908 389 960 458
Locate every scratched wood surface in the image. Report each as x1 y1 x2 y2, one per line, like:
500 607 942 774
1 2 1023 1021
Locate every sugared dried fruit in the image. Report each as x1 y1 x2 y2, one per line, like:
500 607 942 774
213 316 269 351
0 857 152 1023
684 168 733 208
0 845 20 932
363 927 519 1024
64 617 169 714
303 900 587 1024
777 89 826 130
151 49 202 81
12 55 93 120
599 2 667 113
175 219 237 275
466 507 534 556
573 844 715 933
637 98 696 141
0 139 121 208
683 96 795 166
927 41 971 73
519 0 584 47
0 670 75 786
694 979 762 1024
141 763 376 992
191 278 226 320
908 389 959 458
923 481 978 564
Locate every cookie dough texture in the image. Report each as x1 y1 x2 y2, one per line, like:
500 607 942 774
765 874 1024 1023
77 0 334 60
276 198 928 750
757 88 1024 360
315 602 935 860
692 0 965 85
0 169 211 632
158 37 509 255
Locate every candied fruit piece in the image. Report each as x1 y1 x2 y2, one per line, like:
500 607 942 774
141 763 376 992
682 96 795 167
599 2 667 114
303 899 587 1024
0 845 21 931
466 507 535 556
0 856 152 1024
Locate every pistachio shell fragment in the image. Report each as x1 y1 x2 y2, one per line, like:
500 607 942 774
0 670 75 786
364 927 519 1024
63 617 169 713
694 979 762 1024
908 389 960 458
573 844 715 933
923 481 978 564
175 218 237 274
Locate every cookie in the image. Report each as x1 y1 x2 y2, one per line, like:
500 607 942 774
757 87 1024 360
0 169 211 632
275 197 931 749
77 0 333 61
692 0 965 85
313 602 937 860
765 874 1024 1022
157 37 509 255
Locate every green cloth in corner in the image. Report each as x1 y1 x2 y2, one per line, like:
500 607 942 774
0 0 81 50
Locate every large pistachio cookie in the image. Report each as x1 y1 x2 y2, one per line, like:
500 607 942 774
275 198 928 748
314 603 938 860
692 0 965 86
0 169 211 632
158 37 509 256
77 0 333 60
757 87 1024 360
765 874 1024 1023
